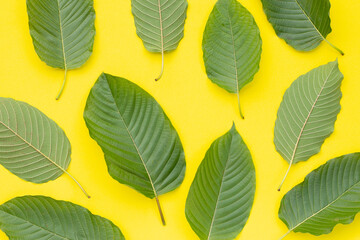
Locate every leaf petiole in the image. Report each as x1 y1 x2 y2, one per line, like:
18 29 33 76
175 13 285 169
156 196 166 225
56 68 68 100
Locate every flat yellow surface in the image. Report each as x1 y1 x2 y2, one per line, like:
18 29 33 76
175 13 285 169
0 0 360 239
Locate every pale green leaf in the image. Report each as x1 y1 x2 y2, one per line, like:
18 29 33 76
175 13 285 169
203 0 262 118
0 196 124 239
131 0 188 80
0 98 89 197
83 73 186 225
27 0 96 99
185 124 255 240
274 60 343 190
279 153 360 239
261 0 343 54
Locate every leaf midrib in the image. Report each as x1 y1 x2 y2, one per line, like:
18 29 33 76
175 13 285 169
293 0 326 41
105 78 158 198
56 0 67 71
157 0 164 54
226 10 239 94
207 133 234 240
289 176 360 234
289 63 337 165
0 208 69 239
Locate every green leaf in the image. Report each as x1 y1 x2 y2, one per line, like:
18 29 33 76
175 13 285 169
202 0 262 119
185 124 255 240
279 153 360 239
0 98 89 198
274 60 343 191
83 73 186 225
131 0 188 81
26 0 96 99
261 0 343 55
0 195 124 239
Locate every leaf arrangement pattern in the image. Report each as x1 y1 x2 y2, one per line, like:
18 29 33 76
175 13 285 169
274 60 343 191
279 153 360 239
131 0 188 80
0 98 89 197
26 0 96 99
0 196 124 239
261 0 343 54
203 0 262 119
84 73 186 225
185 124 255 240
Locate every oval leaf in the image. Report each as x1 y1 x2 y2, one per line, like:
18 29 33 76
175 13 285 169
203 0 262 118
0 98 89 197
274 60 343 190
261 0 343 54
83 73 186 225
131 0 188 80
27 0 96 99
185 124 255 240
279 153 360 239
0 196 124 239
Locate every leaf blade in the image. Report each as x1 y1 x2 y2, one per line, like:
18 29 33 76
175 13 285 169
202 0 262 117
261 0 343 54
279 153 360 237
274 60 343 190
185 125 255 240
26 0 96 98
0 196 124 239
83 73 186 221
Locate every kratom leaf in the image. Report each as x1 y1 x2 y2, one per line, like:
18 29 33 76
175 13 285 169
83 73 186 225
279 153 360 239
131 0 188 81
0 98 89 198
26 0 95 99
261 0 343 55
0 196 124 239
185 124 255 240
203 0 262 119
274 60 343 191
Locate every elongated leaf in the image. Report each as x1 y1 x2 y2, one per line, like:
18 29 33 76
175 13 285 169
203 0 262 119
83 73 186 225
27 0 96 99
279 153 360 239
185 124 255 240
0 196 124 239
131 0 188 80
0 98 89 197
274 60 343 191
261 0 343 54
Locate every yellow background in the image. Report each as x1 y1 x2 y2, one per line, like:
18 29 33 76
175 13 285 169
0 0 360 239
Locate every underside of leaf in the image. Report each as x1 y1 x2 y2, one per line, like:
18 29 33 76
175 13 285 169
274 60 343 191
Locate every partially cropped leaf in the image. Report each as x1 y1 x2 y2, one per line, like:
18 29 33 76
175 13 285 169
26 0 96 99
0 98 89 197
279 153 360 239
261 0 343 54
131 0 188 80
84 73 186 225
0 196 124 239
185 124 255 240
274 60 343 190
203 0 262 119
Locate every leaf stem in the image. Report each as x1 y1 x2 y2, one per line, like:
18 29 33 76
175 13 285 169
324 39 344 56
155 196 166 226
279 230 291 240
278 163 292 191
236 92 244 119
155 50 164 81
56 68 67 100
64 171 91 198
